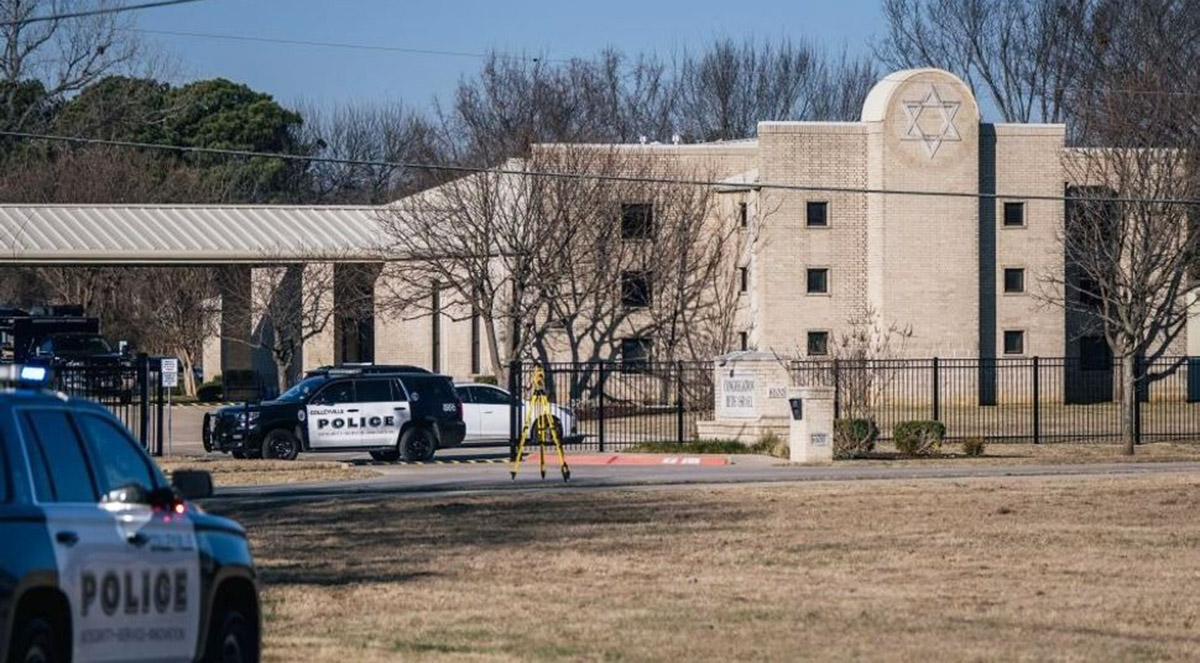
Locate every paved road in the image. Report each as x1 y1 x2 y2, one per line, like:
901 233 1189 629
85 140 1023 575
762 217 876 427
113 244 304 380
207 459 1200 505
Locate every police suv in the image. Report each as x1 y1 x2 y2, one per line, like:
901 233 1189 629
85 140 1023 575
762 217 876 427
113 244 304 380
205 367 466 462
0 365 260 663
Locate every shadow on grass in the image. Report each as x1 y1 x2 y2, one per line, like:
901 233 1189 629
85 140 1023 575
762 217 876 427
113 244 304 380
216 492 767 587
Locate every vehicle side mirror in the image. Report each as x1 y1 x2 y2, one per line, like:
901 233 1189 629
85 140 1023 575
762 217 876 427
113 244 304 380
172 470 214 500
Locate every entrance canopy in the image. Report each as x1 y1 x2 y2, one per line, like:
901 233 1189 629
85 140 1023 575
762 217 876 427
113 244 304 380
0 204 392 264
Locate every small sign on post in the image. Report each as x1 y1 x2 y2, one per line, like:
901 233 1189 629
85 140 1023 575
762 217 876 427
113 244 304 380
161 358 179 388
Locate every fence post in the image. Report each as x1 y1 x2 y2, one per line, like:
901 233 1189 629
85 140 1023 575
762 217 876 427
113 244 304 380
932 357 941 422
675 361 684 443
137 353 149 450
832 358 841 421
1134 355 1143 445
154 364 165 457
1032 356 1041 445
598 362 607 452
508 359 521 461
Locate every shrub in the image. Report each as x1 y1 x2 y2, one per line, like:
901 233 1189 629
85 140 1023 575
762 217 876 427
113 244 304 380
196 381 224 402
893 420 946 456
962 437 986 457
833 418 879 459
629 439 749 454
750 430 789 458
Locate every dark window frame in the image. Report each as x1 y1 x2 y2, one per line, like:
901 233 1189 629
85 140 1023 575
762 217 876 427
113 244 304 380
1003 330 1026 355
1003 267 1026 294
807 331 830 357
738 201 748 228
621 271 653 309
620 337 653 370
806 268 830 295
620 203 655 240
806 201 829 228
1003 201 1026 227
739 266 749 293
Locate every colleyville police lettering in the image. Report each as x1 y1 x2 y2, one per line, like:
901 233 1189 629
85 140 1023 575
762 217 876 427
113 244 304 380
81 568 189 616
317 415 395 430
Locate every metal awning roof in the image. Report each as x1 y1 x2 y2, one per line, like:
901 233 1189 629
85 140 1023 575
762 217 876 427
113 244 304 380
0 204 392 264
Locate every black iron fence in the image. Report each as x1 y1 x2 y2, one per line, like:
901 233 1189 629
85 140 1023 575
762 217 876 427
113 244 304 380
507 360 715 451
792 356 1200 443
49 353 169 455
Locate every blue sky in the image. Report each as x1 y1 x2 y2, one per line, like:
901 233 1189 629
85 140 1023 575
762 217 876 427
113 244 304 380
137 0 888 112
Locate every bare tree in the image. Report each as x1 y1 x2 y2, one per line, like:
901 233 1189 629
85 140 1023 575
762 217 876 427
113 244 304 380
1040 0 1200 455
0 0 143 131
876 0 1090 123
130 267 217 396
219 262 367 393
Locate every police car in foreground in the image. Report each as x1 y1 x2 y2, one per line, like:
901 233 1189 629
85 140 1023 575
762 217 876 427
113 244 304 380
0 365 260 663
205 366 466 462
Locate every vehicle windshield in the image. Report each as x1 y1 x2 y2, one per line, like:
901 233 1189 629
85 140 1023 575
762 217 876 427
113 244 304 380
52 334 113 355
276 376 326 402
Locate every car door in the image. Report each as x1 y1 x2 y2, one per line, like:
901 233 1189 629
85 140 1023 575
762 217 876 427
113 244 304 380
457 387 482 440
473 386 513 441
17 407 193 663
305 380 361 448
353 378 405 447
73 411 201 663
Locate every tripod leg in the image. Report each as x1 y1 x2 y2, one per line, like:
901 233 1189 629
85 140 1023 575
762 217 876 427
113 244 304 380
510 396 537 479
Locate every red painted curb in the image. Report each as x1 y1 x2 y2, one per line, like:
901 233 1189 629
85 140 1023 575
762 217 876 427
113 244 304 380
521 454 729 467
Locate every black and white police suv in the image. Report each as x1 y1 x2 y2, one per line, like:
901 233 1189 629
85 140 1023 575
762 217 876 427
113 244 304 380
0 365 260 663
205 367 466 462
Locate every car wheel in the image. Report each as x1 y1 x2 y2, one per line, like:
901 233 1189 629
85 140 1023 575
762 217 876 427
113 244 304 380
261 429 300 461
11 615 62 663
369 450 400 462
399 427 436 462
204 604 258 663
202 413 214 453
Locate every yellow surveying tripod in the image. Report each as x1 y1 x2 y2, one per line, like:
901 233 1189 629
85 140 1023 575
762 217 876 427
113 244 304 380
510 366 571 482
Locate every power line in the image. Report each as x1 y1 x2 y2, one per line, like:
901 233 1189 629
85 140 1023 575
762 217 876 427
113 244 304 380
129 28 569 64
2 129 1199 206
0 0 206 27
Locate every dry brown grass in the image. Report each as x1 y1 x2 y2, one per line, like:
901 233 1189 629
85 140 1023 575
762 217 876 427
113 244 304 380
157 458 377 486
214 473 1200 662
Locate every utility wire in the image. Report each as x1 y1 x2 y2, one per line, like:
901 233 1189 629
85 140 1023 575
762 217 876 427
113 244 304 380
130 28 568 63
3 129 1199 206
0 0 205 27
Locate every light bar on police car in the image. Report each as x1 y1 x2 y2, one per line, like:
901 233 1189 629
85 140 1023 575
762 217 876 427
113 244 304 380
0 364 48 384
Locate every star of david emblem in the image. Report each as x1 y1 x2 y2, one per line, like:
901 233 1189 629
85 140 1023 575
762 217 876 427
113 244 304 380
901 86 961 159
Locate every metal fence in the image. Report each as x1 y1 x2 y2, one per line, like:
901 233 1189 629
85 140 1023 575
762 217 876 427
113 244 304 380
792 356 1200 443
50 353 169 455
508 360 715 451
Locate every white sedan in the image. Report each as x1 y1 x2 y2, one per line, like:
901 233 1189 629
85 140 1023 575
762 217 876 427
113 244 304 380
454 382 576 442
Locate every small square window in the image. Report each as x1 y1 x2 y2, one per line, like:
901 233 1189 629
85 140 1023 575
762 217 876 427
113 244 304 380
621 203 654 239
1003 268 1025 294
738 202 748 228
621 271 652 308
807 201 828 227
1003 330 1025 355
807 331 829 356
806 268 829 295
1003 202 1025 227
739 267 749 293
620 337 653 372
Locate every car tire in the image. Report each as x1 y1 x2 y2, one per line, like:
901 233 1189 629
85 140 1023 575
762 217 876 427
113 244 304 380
261 429 300 461
369 450 400 462
399 427 437 462
204 604 258 663
202 413 213 453
11 614 62 663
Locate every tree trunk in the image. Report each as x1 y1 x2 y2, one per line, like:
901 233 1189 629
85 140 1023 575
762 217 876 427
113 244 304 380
1121 352 1137 456
274 354 292 398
